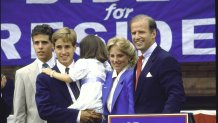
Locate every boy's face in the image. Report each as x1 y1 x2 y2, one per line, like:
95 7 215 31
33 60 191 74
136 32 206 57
54 39 76 67
32 34 53 63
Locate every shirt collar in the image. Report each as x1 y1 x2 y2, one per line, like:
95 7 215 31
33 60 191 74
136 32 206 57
56 60 75 74
112 65 129 79
36 54 56 70
141 42 157 59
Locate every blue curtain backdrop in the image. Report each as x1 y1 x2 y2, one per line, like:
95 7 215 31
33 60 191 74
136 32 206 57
1 0 216 66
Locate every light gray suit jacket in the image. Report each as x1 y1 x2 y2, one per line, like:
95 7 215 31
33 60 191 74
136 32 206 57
13 60 46 123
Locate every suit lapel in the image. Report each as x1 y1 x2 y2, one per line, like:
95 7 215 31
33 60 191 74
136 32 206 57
28 60 40 92
135 46 161 102
53 66 73 103
111 71 127 111
103 72 113 105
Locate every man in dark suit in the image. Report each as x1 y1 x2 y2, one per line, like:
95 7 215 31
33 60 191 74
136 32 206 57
35 27 101 123
0 74 14 123
129 14 186 113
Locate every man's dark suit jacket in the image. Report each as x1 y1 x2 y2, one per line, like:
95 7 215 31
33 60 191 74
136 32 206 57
35 65 79 123
0 78 14 123
134 45 186 113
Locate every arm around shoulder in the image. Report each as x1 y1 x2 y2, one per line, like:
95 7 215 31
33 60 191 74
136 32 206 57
35 73 79 122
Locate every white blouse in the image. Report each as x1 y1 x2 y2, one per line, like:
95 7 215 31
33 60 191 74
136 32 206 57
68 58 111 113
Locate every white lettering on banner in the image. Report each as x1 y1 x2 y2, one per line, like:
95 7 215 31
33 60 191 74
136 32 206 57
27 0 119 4
74 22 107 55
70 0 82 3
1 23 21 59
182 18 215 55
104 3 134 20
31 22 64 59
1 18 215 60
27 0 57 4
156 21 172 51
27 0 168 4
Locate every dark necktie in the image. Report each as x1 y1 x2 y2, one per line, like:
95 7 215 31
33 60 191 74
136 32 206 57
42 63 49 68
135 55 144 90
65 68 80 99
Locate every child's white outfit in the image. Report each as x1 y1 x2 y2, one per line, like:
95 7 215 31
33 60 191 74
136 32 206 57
68 58 111 113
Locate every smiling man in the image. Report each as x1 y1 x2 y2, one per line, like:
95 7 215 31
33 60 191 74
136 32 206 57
35 27 102 123
130 14 186 113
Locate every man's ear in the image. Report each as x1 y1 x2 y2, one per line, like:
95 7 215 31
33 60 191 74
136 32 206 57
152 30 157 39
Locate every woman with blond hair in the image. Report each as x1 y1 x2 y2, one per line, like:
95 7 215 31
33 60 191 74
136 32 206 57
102 37 137 121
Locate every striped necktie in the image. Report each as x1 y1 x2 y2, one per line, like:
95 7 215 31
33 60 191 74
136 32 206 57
65 68 80 99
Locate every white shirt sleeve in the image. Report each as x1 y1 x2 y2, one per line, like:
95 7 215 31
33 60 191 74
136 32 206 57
67 59 104 113
68 82 103 113
68 59 89 81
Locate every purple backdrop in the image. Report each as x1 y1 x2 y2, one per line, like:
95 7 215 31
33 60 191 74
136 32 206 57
1 0 216 66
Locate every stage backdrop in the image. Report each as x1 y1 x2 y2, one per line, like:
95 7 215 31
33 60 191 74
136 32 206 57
1 0 216 66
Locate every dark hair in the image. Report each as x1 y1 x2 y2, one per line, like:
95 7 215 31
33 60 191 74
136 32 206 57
31 24 54 42
80 35 108 63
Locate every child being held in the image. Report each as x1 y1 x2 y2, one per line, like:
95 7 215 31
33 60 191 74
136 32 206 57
42 34 111 113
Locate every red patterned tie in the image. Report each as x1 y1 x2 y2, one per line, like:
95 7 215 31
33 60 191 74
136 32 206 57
135 55 143 90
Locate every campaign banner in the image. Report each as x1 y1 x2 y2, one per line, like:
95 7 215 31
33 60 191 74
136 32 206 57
108 114 188 123
1 0 216 66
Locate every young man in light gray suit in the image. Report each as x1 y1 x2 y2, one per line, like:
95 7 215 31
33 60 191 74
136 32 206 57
13 24 55 123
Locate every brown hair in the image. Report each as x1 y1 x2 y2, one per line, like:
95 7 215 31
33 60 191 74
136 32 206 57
80 34 108 63
129 14 157 33
52 27 77 47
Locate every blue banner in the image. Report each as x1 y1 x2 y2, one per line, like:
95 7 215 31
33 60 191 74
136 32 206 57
108 114 188 123
1 0 216 66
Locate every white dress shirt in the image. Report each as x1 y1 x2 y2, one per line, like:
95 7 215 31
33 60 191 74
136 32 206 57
56 60 79 102
36 54 56 73
56 60 81 122
141 42 157 70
